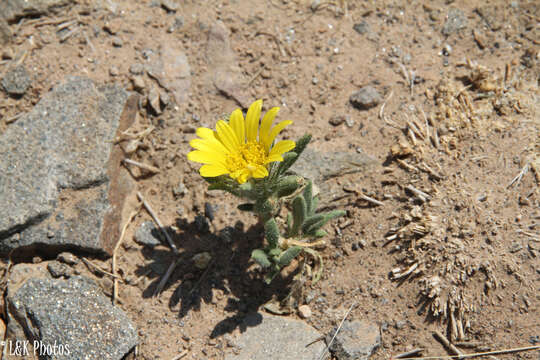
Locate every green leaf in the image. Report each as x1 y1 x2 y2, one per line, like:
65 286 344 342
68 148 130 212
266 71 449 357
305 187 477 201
268 248 281 257
278 246 302 267
291 196 307 236
303 210 346 235
301 214 325 234
264 269 280 284
293 134 312 157
286 213 293 237
251 249 271 268
303 180 313 215
313 229 327 238
264 218 280 249
207 183 231 191
276 175 304 198
237 203 254 212
276 152 298 176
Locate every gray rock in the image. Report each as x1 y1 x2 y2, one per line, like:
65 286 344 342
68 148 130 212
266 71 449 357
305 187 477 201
57 252 79 265
1 65 31 96
145 43 191 104
0 18 12 45
207 21 250 108
0 0 76 23
161 0 179 12
129 63 144 75
353 21 369 35
349 86 382 110
47 260 73 278
291 148 378 183
0 76 136 255
225 312 325 360
134 221 162 247
7 271 137 359
442 8 467 36
326 320 380 360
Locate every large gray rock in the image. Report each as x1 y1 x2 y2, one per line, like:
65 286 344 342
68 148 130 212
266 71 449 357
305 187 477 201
145 44 191 105
0 0 76 23
291 148 378 183
0 18 12 45
226 313 325 360
206 21 250 108
0 76 137 255
6 264 137 359
326 320 380 360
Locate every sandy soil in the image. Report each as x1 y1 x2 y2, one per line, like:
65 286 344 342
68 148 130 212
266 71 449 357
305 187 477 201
1 0 539 359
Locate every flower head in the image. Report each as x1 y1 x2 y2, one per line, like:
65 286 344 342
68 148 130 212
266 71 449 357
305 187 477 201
188 100 296 184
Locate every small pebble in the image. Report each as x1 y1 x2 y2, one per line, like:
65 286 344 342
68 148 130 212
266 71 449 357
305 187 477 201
47 260 73 278
193 252 212 270
109 65 119 76
129 63 144 75
57 252 79 265
112 37 123 47
131 76 146 91
298 305 312 319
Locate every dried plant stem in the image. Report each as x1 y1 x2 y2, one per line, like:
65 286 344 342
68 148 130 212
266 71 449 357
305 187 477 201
393 348 424 359
358 193 384 206
153 258 181 297
82 258 122 279
317 302 357 360
397 345 540 360
123 158 160 174
433 330 462 357
112 209 139 305
171 350 189 360
137 192 178 254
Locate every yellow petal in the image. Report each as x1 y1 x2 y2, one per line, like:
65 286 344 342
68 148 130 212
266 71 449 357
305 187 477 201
252 165 269 178
269 140 296 157
190 138 228 155
264 154 284 164
229 109 245 144
238 169 251 183
259 107 279 151
200 164 229 177
266 120 292 150
215 120 240 152
196 127 215 140
187 150 226 165
246 99 262 142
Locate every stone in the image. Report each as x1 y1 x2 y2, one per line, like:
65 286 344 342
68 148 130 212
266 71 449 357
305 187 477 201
131 75 145 91
57 252 79 265
109 65 119 76
129 63 144 75
441 8 467 36
112 36 123 47
353 21 369 35
326 320 380 360
145 43 191 104
0 18 12 45
225 312 324 360
349 86 382 110
298 305 312 319
0 0 76 23
6 270 137 359
161 0 179 12
329 114 347 126
134 221 162 247
0 76 137 255
47 260 73 278
206 21 250 108
193 252 212 270
1 65 31 96
148 86 161 114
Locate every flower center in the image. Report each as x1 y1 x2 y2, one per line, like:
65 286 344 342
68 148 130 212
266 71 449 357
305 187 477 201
225 141 266 172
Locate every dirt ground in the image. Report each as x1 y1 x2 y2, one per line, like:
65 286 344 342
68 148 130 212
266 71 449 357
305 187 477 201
1 0 539 359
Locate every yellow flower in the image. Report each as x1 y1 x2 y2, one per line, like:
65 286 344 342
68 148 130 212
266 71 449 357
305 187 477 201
188 99 296 184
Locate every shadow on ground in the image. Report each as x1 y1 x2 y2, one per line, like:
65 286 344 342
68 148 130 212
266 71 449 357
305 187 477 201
134 214 299 338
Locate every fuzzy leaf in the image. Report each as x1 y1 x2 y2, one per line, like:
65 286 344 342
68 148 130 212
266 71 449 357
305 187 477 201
286 213 293 237
301 214 325 234
276 152 298 176
304 210 346 235
276 175 304 198
264 268 280 284
251 249 271 268
278 246 302 267
291 196 307 236
237 203 254 212
313 229 327 238
303 181 313 215
264 218 280 249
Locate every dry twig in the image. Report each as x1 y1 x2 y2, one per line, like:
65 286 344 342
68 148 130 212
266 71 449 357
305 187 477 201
112 209 139 305
123 158 160 174
317 302 357 360
137 192 178 254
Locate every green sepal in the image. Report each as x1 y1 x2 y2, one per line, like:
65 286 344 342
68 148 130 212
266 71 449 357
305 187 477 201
278 246 302 267
276 175 304 198
237 203 254 212
264 218 280 249
291 196 307 236
251 249 271 268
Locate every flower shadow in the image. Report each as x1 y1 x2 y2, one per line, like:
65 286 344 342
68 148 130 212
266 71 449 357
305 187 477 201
134 214 299 337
